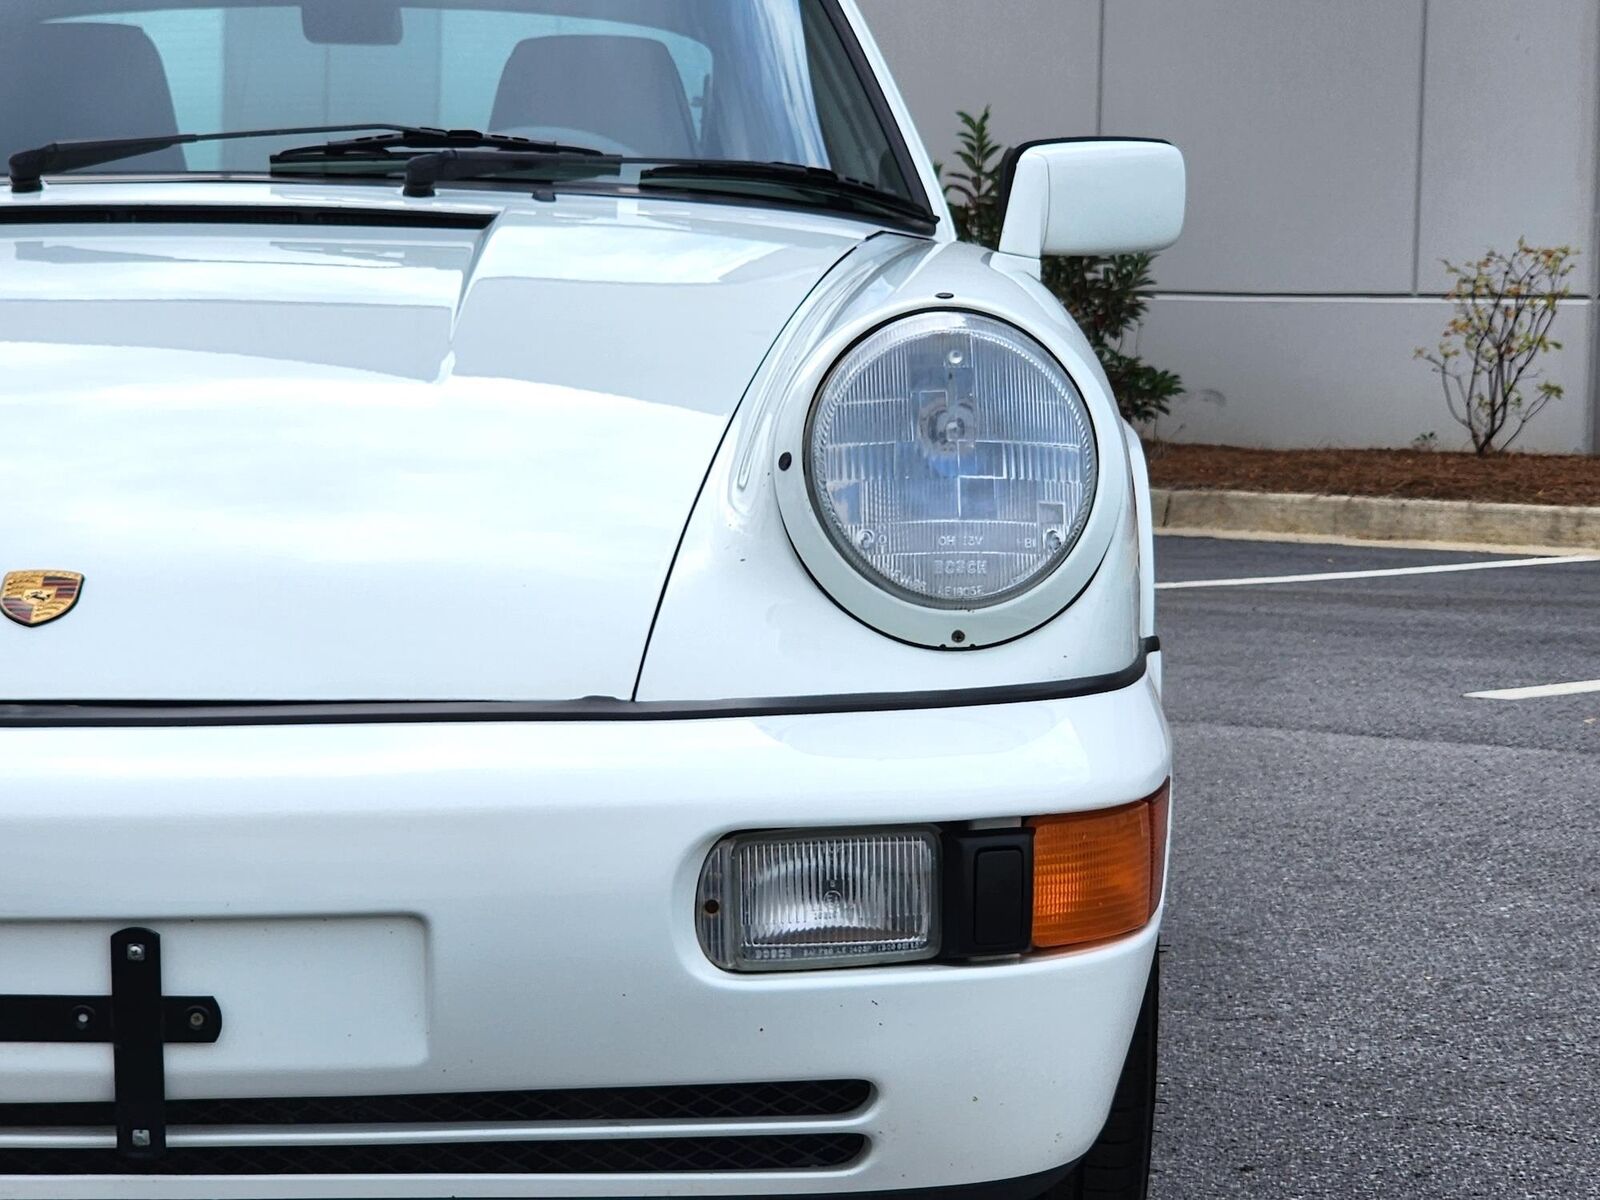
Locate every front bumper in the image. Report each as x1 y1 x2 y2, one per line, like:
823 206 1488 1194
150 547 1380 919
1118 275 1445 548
0 673 1170 1198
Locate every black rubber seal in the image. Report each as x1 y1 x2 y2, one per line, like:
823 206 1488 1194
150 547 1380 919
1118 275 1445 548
0 204 493 229
638 1157 1081 1200
0 640 1158 729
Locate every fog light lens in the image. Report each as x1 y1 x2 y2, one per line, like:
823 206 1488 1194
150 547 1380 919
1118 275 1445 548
697 829 940 972
1030 784 1171 949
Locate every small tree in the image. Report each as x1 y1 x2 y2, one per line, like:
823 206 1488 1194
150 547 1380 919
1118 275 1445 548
1415 240 1577 455
943 108 1006 250
943 108 1183 424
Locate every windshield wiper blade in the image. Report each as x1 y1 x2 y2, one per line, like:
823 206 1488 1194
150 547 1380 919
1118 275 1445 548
637 160 938 229
401 147 620 198
272 129 610 167
353 149 934 221
8 124 437 194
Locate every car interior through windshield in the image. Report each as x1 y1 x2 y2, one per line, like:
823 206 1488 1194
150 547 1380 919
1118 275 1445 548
0 0 917 205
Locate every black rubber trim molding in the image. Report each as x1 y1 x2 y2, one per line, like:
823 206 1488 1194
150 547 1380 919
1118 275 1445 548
0 204 493 229
0 1134 866 1176
0 639 1158 729
0 1147 1073 1196
0 1080 872 1129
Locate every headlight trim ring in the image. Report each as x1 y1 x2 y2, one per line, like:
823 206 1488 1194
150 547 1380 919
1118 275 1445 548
773 305 1128 650
805 311 1099 610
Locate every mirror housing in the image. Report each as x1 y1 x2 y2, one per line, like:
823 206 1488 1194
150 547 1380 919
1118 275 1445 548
998 138 1186 260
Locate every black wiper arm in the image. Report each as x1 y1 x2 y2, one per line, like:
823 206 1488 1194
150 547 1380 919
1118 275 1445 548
638 160 938 229
273 128 609 166
8 124 435 194
401 147 619 199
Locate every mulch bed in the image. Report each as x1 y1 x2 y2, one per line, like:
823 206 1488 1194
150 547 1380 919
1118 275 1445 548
1145 442 1600 507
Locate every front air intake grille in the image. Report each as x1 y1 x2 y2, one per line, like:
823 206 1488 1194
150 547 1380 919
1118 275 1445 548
0 1134 867 1175
0 1082 871 1176
0 1079 871 1128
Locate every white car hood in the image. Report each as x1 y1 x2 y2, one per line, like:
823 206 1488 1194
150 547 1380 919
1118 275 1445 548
0 190 868 700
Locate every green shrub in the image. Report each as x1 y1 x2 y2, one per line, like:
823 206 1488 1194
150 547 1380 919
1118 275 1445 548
1414 240 1577 455
942 108 1184 425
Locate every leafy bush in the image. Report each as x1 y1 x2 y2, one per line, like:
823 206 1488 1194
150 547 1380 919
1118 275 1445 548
1415 240 1577 456
942 108 1183 424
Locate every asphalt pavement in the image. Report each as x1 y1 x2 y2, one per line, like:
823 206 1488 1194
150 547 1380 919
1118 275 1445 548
1150 536 1600 1199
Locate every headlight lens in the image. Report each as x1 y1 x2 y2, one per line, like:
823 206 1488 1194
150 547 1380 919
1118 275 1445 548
697 828 940 972
807 312 1097 609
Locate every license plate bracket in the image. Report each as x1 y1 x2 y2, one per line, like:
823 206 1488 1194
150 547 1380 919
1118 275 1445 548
0 926 222 1161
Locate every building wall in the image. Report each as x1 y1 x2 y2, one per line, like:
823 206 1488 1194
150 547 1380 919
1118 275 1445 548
859 0 1599 453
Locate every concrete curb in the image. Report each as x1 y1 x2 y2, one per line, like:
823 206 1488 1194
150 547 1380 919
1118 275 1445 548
1152 488 1600 554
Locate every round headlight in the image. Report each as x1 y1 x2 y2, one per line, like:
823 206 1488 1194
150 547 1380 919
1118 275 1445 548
806 312 1098 610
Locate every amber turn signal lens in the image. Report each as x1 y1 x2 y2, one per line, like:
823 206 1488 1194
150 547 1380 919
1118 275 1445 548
1029 783 1171 949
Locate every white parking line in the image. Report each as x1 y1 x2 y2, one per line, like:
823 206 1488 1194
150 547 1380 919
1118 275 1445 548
1466 679 1600 701
1157 554 1599 590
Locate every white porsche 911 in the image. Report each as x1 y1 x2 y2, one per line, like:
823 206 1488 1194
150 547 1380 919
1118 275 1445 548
0 2 1183 1197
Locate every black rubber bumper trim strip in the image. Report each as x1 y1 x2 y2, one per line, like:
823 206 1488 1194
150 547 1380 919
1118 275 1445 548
0 204 494 229
522 1158 1082 1200
0 639 1158 729
0 1154 1077 1197
666 1157 1081 1200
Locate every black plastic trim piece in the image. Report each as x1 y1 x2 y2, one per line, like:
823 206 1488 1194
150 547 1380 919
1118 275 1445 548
4 177 938 237
0 204 493 229
0 641 1156 728
0 1146 1074 1195
0 1134 867 1176
709 1159 1082 1200
997 136 1177 231
940 828 1036 958
0 1080 871 1129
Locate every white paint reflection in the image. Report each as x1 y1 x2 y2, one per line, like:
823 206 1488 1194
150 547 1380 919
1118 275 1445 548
1 344 718 574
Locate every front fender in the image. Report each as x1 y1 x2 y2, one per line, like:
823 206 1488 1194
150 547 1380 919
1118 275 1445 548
637 239 1144 703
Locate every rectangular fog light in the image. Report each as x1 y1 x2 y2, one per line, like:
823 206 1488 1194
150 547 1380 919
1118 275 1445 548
697 828 940 972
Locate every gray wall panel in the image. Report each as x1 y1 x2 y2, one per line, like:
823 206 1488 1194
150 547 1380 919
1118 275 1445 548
862 0 1596 451
855 0 1100 169
1101 0 1425 295
1418 0 1599 296
1140 298 1592 454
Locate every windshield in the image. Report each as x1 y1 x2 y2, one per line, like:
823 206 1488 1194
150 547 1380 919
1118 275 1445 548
0 0 918 201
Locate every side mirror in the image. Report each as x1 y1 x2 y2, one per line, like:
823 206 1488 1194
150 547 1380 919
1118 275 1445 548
998 139 1186 260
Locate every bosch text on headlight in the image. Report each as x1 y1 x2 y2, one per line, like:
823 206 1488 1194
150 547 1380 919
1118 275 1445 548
774 309 1120 649
806 312 1097 610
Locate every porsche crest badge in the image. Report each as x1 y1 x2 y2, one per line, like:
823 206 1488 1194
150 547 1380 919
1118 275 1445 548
1 571 84 627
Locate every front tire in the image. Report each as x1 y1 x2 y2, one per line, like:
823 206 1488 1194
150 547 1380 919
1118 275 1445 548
1043 954 1160 1199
